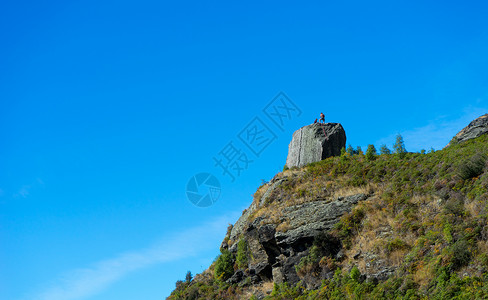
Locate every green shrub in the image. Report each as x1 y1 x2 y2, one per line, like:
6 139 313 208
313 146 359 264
356 146 363 155
350 265 361 281
479 253 488 267
334 207 365 248
297 188 306 197
214 249 234 281
296 245 321 275
444 197 464 216
458 153 486 180
236 239 248 269
380 144 391 155
386 238 410 253
347 144 355 156
393 134 407 158
175 279 184 290
365 144 377 161
449 239 471 270
270 282 305 298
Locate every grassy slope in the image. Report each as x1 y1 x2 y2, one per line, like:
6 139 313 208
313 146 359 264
169 135 488 300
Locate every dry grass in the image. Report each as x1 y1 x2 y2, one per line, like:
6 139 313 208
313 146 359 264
281 169 305 177
343 193 417 276
477 240 488 254
276 220 291 232
465 198 484 217
329 183 377 200
241 281 274 299
252 183 270 206
388 249 409 265
251 204 283 225
413 195 442 230
413 260 436 288
362 195 395 231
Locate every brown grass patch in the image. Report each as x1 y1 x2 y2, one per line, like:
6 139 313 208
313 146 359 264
241 281 274 299
413 260 436 288
330 183 377 200
465 199 484 217
388 249 409 266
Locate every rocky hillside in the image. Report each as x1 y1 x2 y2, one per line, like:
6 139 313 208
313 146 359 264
169 115 488 300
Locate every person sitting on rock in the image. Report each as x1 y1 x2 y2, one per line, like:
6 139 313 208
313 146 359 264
319 112 325 123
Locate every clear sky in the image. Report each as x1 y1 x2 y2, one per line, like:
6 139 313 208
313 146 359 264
1 1 488 299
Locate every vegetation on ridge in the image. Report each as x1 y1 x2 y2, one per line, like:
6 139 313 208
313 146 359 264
168 134 488 299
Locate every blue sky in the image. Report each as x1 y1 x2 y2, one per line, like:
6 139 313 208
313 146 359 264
1 1 488 299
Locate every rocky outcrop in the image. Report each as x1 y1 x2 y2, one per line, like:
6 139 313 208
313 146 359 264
286 123 346 168
225 193 369 286
447 114 488 147
228 175 291 244
275 194 368 251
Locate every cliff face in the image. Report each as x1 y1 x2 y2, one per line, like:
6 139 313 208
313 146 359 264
286 123 346 168
169 115 488 300
223 175 369 288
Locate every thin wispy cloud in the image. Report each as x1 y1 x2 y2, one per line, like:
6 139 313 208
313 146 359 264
375 104 488 152
30 213 239 300
13 178 44 198
17 185 31 198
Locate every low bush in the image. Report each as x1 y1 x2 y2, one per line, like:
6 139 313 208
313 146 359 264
458 153 486 180
235 239 248 269
214 249 234 281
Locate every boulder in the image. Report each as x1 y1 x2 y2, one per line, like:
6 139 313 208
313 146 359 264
447 114 488 147
286 123 346 168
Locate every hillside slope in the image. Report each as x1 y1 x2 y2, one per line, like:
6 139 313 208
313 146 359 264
169 123 488 299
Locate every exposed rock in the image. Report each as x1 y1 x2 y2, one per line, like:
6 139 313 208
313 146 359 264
252 291 266 300
220 240 228 250
216 187 370 291
259 178 287 207
229 177 288 244
228 193 369 287
272 266 285 284
246 231 271 266
229 206 259 248
258 224 276 243
300 264 336 290
272 252 307 285
249 262 272 281
367 267 397 282
336 249 345 261
226 270 244 284
286 123 346 168
447 113 488 147
275 194 367 251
